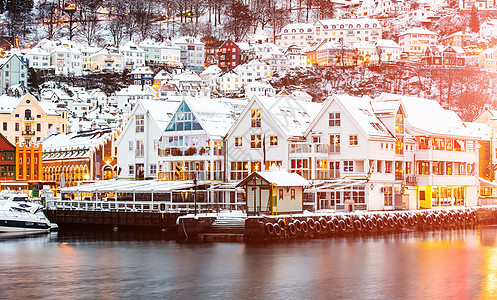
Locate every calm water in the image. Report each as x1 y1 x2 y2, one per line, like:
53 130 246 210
1 227 497 299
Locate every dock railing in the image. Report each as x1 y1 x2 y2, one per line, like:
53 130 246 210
45 199 246 214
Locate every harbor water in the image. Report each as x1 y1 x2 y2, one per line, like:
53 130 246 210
2 227 497 299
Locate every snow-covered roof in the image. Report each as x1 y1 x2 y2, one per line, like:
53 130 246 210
139 99 179 130
464 122 490 141
130 66 153 75
256 95 323 138
353 41 376 49
238 171 310 187
375 39 401 48
115 85 155 96
120 41 145 52
399 27 437 36
245 81 273 88
173 36 203 45
42 129 113 157
320 40 355 50
334 94 393 139
279 23 314 34
316 18 380 28
375 93 478 138
182 98 239 138
172 70 202 82
24 47 50 56
0 95 22 114
154 70 173 81
200 65 222 76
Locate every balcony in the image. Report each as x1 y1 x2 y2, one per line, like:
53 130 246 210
23 117 35 121
23 130 35 135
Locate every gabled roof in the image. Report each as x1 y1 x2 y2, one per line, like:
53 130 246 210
375 93 478 138
253 95 323 138
165 98 239 139
399 27 437 36
311 94 393 139
139 99 179 131
130 66 153 75
237 171 310 187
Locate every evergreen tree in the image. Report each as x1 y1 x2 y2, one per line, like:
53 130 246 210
469 5 480 33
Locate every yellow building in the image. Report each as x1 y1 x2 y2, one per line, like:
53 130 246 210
0 93 67 145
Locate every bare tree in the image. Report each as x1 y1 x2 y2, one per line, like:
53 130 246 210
37 0 63 40
77 0 102 45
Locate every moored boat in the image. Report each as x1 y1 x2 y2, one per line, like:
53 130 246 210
0 200 54 232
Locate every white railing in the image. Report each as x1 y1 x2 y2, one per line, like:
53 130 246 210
46 199 246 214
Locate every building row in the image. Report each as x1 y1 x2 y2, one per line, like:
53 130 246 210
112 92 488 211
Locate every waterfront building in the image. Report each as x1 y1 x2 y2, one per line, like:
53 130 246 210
116 100 178 180
16 143 43 182
0 132 15 180
0 53 28 95
0 93 68 145
374 93 480 208
42 127 119 186
158 98 244 181
225 94 322 180
237 171 310 215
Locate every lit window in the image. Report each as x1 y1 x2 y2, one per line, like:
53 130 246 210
270 136 278 146
251 109 261 127
234 137 242 147
349 135 358 145
344 161 353 172
251 135 261 148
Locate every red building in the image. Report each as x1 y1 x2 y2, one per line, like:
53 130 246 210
0 133 15 180
218 39 241 69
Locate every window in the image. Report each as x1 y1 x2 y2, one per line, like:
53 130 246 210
150 164 157 175
230 161 249 180
251 109 261 127
384 186 393 206
385 161 392 173
270 136 278 146
279 189 283 200
1 152 13 161
417 136 429 149
395 114 404 134
330 135 340 153
15 123 19 131
2 122 6 130
265 161 282 170
136 140 144 157
136 115 144 132
36 123 41 132
329 113 340 126
128 140 133 151
250 135 261 148
129 165 135 175
349 135 358 146
344 161 353 172
234 137 242 147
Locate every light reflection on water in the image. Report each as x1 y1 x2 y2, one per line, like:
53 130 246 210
1 227 497 299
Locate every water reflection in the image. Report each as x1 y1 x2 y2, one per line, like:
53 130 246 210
2 228 497 299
